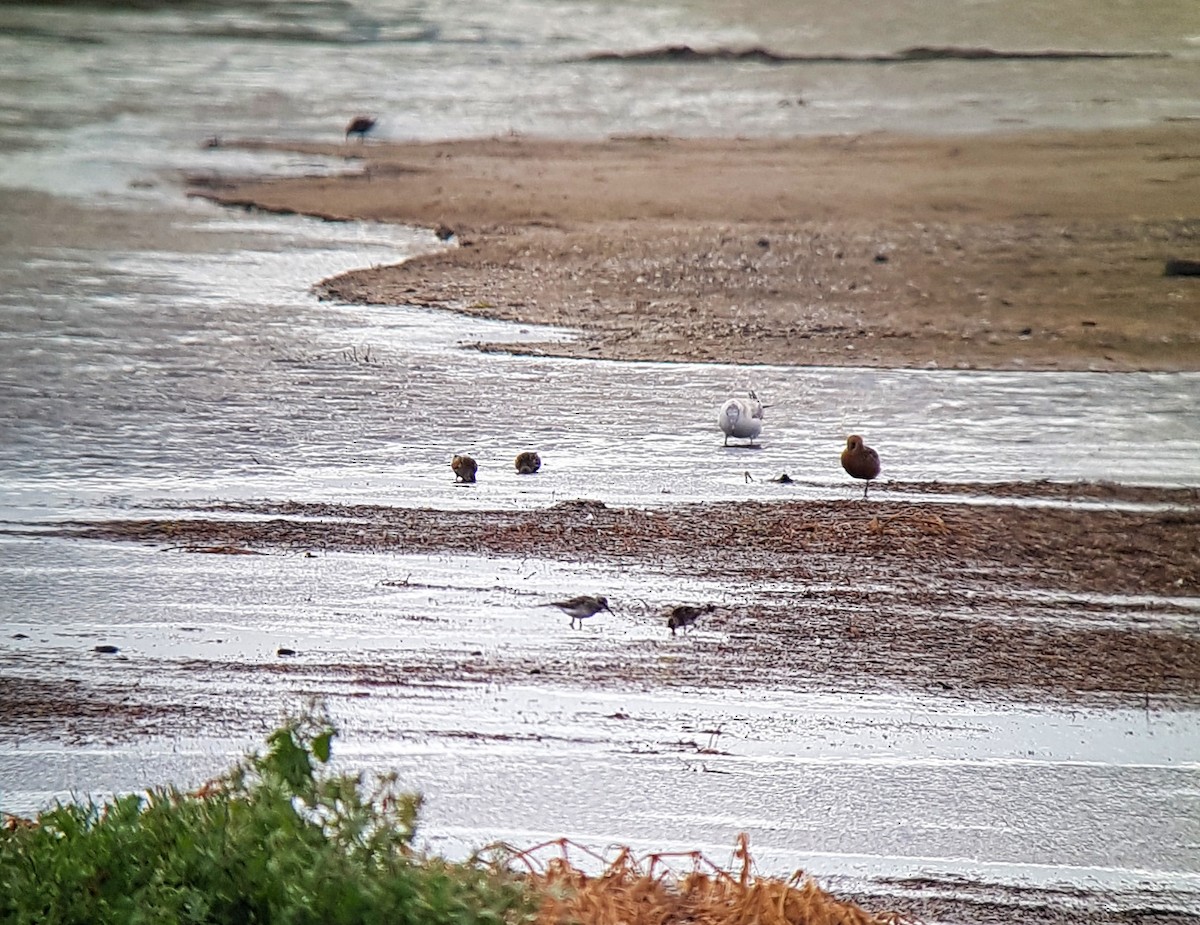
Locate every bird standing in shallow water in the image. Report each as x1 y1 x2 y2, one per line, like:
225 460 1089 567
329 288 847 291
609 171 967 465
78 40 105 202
841 435 881 499
718 391 766 446
345 115 376 141
451 454 477 483
546 594 611 629
666 603 714 636
515 451 541 474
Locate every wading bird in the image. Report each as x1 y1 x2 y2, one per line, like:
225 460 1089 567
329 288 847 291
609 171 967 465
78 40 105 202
666 603 714 636
514 451 541 474
345 115 376 141
718 391 766 446
451 454 478 483
545 594 611 629
840 435 881 499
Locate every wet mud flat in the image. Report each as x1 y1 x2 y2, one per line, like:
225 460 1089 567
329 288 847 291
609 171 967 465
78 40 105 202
5 488 1200 925
22 486 1200 709
193 126 1200 373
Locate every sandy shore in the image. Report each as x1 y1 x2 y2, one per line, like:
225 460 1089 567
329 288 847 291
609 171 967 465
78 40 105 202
192 124 1200 371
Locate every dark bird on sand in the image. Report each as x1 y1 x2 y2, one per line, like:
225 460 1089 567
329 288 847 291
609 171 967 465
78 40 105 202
840 435 881 500
545 594 611 629
666 603 714 636
345 115 376 141
515 450 542 474
451 454 477 483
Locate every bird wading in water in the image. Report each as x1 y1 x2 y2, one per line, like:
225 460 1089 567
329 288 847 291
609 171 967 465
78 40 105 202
666 603 714 636
345 115 376 141
514 451 541 474
451 454 478 483
545 594 612 629
718 391 766 446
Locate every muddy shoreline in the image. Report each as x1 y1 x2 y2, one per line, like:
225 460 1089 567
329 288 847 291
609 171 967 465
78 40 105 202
19 488 1199 710
191 125 1200 372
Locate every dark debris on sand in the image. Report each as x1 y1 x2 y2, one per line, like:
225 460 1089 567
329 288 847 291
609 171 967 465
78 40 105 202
27 490 1200 708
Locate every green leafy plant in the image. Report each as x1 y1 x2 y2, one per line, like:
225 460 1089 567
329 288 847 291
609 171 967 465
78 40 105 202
0 710 534 925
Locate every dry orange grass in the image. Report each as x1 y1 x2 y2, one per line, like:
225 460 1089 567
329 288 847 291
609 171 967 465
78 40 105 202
491 834 910 925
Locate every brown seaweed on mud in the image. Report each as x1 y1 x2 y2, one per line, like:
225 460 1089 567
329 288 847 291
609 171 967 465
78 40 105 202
21 493 1200 707
576 44 1168 65
38 493 1200 599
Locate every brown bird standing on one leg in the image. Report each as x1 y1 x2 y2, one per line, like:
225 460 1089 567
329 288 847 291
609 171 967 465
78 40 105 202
841 435 881 500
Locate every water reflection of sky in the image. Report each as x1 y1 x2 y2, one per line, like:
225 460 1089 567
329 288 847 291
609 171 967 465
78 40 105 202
1 205 1197 524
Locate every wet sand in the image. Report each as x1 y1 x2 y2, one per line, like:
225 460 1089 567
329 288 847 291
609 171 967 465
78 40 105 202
191 124 1200 372
174 125 1200 719
7 485 1199 925
25 484 1200 708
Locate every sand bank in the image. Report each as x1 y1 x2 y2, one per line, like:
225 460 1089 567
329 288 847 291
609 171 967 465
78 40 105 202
192 124 1200 371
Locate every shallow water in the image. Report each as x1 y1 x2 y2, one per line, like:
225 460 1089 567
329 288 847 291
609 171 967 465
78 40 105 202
1 0 1197 162
2 195 1199 523
2 0 1199 916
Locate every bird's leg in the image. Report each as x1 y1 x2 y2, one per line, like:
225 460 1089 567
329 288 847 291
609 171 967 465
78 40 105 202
863 482 870 501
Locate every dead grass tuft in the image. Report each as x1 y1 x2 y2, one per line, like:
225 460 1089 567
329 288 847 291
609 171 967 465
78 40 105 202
490 834 909 925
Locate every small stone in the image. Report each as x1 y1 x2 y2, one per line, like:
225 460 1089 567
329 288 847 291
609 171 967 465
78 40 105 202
94 644 120 654
276 647 297 657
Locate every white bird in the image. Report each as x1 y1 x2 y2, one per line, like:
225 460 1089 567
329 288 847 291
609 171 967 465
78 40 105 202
718 391 766 446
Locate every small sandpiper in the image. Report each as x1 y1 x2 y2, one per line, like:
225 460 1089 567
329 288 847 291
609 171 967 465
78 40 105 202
718 391 766 446
840 435 881 499
666 603 714 636
451 454 478 483
546 594 611 629
345 115 376 141
514 450 541 474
